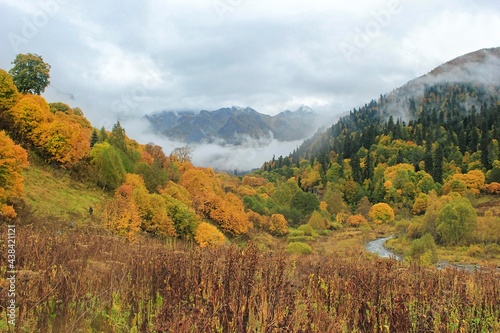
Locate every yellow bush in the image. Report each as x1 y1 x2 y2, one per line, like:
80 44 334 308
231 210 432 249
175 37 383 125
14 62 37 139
195 222 225 248
368 203 395 224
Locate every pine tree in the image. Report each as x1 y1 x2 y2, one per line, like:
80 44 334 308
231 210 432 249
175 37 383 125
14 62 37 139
90 129 99 148
424 140 433 176
433 143 444 183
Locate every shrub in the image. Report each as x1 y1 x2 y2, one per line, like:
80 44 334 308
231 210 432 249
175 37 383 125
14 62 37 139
407 220 425 239
435 198 477 246
285 242 312 255
394 219 410 237
268 214 289 236
408 233 438 265
484 243 500 259
346 214 367 227
297 224 315 236
195 222 225 248
308 211 329 230
466 244 484 258
330 221 343 230
287 229 305 237
368 203 395 224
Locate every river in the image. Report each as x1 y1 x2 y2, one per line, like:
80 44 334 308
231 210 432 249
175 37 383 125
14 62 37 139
365 236 402 261
365 236 486 271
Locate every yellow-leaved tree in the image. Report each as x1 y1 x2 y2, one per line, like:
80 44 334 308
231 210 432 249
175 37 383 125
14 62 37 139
104 174 176 239
0 131 28 219
34 113 90 167
443 170 485 195
103 183 141 239
0 69 19 128
7 94 51 142
195 222 225 248
368 203 395 224
180 168 251 235
268 214 288 236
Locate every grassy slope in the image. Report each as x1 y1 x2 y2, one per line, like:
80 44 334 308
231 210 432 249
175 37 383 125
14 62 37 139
21 159 109 222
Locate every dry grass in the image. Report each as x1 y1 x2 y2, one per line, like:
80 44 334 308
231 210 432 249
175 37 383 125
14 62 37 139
1 218 499 333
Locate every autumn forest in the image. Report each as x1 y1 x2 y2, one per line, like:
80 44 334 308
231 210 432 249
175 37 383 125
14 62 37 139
1 51 500 332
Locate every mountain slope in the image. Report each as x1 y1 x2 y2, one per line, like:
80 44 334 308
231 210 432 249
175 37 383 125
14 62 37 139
380 47 500 120
283 47 500 165
145 105 319 144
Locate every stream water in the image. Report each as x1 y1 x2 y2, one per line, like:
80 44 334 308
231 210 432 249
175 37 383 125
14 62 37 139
365 236 487 271
365 236 402 261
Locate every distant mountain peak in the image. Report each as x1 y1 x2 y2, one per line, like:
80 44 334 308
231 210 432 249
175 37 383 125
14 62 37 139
145 105 321 144
296 105 315 114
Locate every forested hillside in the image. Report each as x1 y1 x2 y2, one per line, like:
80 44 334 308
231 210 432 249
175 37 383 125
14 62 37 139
253 48 500 256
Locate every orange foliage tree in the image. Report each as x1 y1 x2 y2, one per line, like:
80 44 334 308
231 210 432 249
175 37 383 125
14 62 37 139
0 131 28 219
103 174 176 239
242 176 267 187
5 94 91 167
7 94 51 142
247 210 267 229
483 182 500 194
34 113 90 167
346 214 368 227
180 168 251 235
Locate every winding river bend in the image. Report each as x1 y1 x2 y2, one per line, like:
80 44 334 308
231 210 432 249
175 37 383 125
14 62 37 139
365 236 402 261
366 236 488 271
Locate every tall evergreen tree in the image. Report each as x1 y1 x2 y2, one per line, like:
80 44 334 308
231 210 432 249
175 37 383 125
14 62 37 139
90 129 99 148
433 143 444 183
350 153 362 184
424 140 434 176
109 121 127 152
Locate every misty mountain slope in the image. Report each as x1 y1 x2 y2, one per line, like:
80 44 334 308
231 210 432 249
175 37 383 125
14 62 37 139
145 106 321 145
280 47 500 164
379 47 500 120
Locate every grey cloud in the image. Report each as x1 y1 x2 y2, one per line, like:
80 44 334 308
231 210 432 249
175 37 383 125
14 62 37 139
0 0 498 167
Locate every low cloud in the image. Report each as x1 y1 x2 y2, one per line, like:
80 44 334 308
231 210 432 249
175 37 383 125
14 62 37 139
121 117 302 172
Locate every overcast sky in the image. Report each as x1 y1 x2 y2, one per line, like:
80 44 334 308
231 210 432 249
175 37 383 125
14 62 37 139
1 0 499 168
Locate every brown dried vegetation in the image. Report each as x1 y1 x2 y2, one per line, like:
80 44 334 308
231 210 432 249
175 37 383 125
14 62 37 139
0 220 499 333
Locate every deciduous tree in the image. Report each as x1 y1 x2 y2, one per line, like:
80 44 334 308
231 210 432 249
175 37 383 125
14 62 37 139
9 53 50 95
346 214 367 227
0 131 28 219
90 142 126 190
368 203 395 224
0 69 19 121
195 222 225 247
7 94 51 142
268 213 288 235
436 198 477 245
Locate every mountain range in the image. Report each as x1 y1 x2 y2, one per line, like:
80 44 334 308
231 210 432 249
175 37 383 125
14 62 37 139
145 105 320 145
